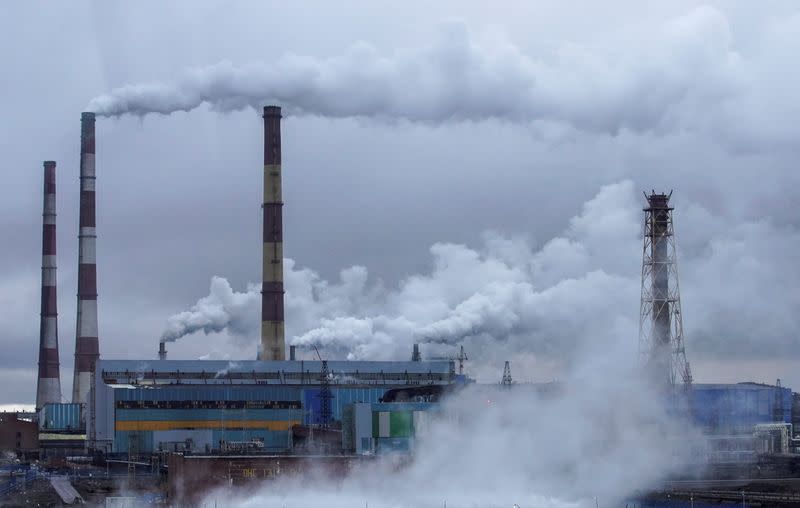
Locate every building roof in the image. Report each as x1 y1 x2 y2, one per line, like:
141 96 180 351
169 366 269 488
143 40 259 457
97 359 455 386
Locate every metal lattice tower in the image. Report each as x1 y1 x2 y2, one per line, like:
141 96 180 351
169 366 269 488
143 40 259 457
501 361 512 386
457 346 468 376
638 191 692 388
319 360 332 428
311 345 332 428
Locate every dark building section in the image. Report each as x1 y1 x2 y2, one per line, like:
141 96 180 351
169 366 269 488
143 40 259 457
794 391 800 433
0 413 39 459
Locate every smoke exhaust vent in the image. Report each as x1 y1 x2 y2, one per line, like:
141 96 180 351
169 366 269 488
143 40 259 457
259 105 286 360
36 161 62 409
72 112 100 403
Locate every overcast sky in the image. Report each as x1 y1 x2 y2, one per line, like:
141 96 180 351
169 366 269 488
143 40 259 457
1 1 799 406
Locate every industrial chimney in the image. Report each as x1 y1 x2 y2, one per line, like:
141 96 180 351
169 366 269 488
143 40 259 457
639 191 691 388
72 112 100 403
36 161 62 409
259 106 285 360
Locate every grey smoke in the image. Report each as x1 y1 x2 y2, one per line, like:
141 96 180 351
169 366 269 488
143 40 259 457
161 181 641 364
162 179 800 377
208 350 704 507
88 8 747 136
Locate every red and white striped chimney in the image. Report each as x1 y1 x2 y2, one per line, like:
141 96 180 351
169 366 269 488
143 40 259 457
36 161 62 409
72 112 100 404
260 106 286 360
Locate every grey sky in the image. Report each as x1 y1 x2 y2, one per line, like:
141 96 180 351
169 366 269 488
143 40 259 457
1 1 799 406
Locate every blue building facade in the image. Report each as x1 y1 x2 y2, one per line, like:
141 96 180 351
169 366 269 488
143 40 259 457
690 383 793 434
89 359 456 455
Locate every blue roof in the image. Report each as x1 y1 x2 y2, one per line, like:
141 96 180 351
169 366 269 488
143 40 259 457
97 359 455 386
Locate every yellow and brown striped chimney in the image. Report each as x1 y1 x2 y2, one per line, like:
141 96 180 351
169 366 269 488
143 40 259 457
259 106 285 360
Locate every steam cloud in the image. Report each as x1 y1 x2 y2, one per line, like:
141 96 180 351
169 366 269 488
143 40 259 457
162 181 641 366
162 179 800 374
89 7 747 136
203 358 704 507
160 278 260 343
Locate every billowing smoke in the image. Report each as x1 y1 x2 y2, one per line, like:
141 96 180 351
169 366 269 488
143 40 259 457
160 277 260 343
162 179 800 378
203 348 704 507
88 7 745 136
162 181 641 369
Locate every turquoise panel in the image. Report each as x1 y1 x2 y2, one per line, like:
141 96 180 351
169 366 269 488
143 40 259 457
114 431 154 454
115 408 301 422
115 385 302 402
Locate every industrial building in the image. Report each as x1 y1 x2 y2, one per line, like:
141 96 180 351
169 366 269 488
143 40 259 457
1 101 799 506
0 413 38 460
691 383 793 435
88 359 459 456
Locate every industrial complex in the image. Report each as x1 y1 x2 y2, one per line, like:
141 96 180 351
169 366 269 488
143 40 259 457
1 106 799 506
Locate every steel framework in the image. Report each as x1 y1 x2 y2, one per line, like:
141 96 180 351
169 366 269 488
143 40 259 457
639 191 692 388
501 361 512 386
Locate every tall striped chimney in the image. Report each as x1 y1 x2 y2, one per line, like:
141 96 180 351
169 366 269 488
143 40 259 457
36 161 62 409
72 112 100 403
259 105 285 360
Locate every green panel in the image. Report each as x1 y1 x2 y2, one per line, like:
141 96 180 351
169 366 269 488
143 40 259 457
389 411 413 437
372 411 379 438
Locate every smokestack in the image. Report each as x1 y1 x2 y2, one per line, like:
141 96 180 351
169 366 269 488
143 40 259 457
639 190 691 388
289 345 296 361
645 192 671 386
259 105 285 360
72 112 100 403
158 342 167 361
36 161 62 409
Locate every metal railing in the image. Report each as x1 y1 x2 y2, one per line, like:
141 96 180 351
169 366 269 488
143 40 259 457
0 467 39 496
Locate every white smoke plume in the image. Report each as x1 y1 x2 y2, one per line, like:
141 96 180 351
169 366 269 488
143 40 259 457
160 277 260 343
88 7 750 137
203 352 704 507
214 361 241 379
161 181 641 367
162 179 800 378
